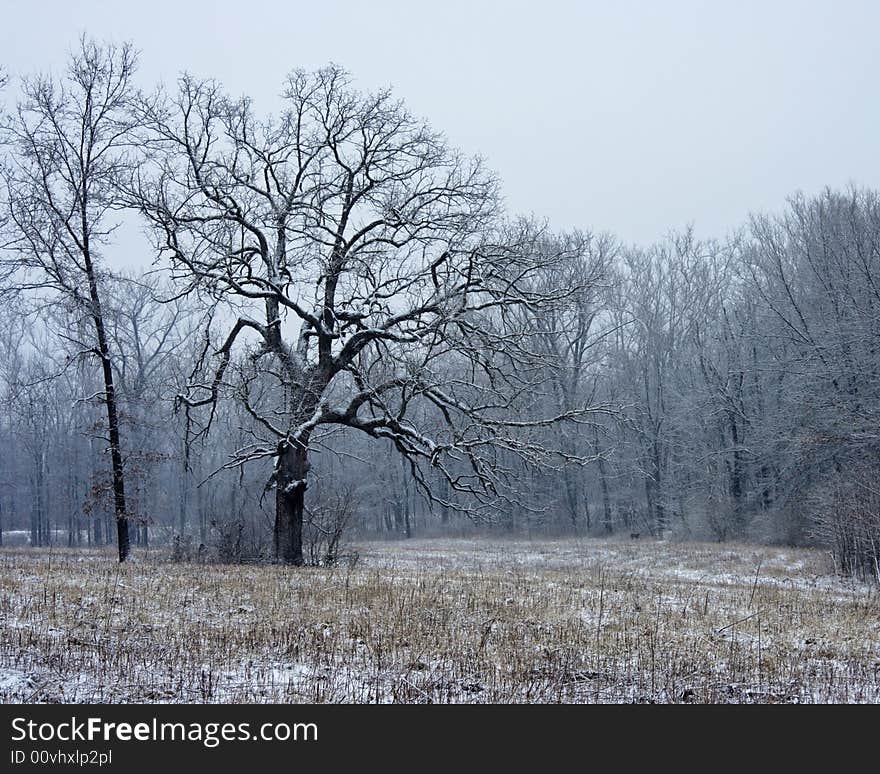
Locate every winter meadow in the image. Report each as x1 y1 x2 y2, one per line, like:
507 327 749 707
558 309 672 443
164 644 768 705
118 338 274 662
2 19 880 704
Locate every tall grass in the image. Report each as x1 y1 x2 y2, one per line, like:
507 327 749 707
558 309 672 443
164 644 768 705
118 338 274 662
0 539 877 703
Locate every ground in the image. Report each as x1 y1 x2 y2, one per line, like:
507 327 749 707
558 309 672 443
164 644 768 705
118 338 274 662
0 537 878 703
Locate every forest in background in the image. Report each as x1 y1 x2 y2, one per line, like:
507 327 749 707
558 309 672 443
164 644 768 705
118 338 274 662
1 40 878 581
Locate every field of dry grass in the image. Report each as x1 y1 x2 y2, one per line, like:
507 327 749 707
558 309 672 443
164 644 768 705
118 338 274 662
1 537 878 703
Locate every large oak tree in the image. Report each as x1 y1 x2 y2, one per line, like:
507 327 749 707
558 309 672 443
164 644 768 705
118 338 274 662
132 66 599 564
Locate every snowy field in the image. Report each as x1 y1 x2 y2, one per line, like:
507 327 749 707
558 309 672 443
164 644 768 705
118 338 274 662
1 538 878 703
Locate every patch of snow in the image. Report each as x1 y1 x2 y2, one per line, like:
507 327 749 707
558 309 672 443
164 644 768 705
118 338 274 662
0 668 34 697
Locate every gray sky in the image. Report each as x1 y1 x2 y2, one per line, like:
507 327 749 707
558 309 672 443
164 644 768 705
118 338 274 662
3 0 879 258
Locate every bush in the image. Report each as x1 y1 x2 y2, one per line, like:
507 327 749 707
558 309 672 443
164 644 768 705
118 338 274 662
303 486 359 567
810 463 880 583
170 534 204 563
208 517 268 563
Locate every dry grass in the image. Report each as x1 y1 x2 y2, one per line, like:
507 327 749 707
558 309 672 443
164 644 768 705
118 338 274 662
1 537 879 703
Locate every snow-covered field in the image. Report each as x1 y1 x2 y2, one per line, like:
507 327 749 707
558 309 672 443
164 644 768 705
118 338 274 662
1 538 878 703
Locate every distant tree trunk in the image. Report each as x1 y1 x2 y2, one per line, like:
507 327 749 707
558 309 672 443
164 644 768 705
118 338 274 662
178 482 187 538
393 499 405 535
759 464 776 510
403 458 413 538
30 503 38 547
647 440 666 535
43 471 50 545
179 453 189 538
409 478 418 536
562 468 580 532
31 459 44 546
593 429 614 534
67 470 76 546
274 440 308 565
87 438 100 545
198 487 207 545
729 414 744 526
391 456 413 538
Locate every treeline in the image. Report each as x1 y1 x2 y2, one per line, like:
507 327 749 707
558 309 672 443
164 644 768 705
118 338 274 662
0 41 878 579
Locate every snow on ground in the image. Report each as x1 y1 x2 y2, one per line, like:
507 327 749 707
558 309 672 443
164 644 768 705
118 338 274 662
0 667 36 701
0 537 878 704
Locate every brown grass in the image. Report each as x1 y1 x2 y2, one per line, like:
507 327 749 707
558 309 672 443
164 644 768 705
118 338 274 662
1 538 878 703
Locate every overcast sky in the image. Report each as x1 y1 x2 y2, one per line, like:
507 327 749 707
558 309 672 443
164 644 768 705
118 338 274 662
3 0 879 259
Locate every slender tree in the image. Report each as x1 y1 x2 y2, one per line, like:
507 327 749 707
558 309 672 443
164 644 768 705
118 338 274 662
1 39 139 561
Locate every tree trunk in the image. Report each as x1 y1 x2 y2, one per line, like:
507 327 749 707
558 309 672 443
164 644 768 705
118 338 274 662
101 350 129 562
648 440 666 535
30 493 38 547
81 221 130 562
32 459 45 546
274 441 308 565
592 428 614 534
562 468 580 532
760 465 775 510
179 463 189 538
729 415 744 527
393 499 405 535
178 423 192 537
599 464 613 534
399 456 413 538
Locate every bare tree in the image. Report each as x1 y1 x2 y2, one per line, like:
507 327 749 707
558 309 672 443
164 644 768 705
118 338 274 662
131 66 602 564
607 232 712 535
102 274 197 545
0 39 139 561
521 231 618 531
739 187 880 551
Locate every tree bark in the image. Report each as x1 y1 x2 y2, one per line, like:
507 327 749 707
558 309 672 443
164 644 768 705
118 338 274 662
593 435 614 534
648 440 666 535
31 457 44 546
562 468 580 532
81 221 130 562
729 414 744 527
98 330 129 560
274 440 309 565
99 342 129 561
600 479 613 533
178 430 190 538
